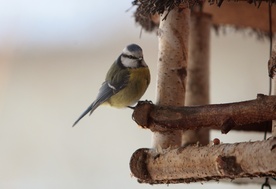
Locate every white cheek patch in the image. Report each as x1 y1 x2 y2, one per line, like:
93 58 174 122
121 56 138 68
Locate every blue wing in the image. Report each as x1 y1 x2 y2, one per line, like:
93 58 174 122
72 82 115 127
72 67 129 127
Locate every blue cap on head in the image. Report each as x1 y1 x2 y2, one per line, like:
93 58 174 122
127 44 142 52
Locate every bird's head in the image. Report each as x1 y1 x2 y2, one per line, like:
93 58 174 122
120 44 148 68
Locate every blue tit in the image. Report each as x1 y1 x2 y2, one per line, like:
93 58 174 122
73 44 150 126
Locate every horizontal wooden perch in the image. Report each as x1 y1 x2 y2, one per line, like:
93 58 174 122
133 94 275 133
130 137 276 184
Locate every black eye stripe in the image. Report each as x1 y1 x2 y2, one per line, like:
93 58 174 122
121 54 138 60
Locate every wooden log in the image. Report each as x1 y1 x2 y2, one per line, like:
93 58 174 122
130 137 276 184
133 94 276 133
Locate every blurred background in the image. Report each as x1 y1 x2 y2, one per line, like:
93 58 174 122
0 0 273 188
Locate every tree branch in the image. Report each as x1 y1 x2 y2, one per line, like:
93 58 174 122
130 137 276 184
133 94 275 133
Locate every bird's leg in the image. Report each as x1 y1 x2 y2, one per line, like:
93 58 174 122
128 100 153 110
127 106 135 109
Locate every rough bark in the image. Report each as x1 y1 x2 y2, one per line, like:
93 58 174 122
130 137 276 184
132 94 275 133
186 13 211 106
183 12 212 145
273 106 276 137
272 47 276 137
152 7 190 149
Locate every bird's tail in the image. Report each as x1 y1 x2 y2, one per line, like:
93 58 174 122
73 82 113 127
72 102 101 127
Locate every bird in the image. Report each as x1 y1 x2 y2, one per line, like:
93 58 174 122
73 44 150 127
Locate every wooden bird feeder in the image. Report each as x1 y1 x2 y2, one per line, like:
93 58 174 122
129 0 276 186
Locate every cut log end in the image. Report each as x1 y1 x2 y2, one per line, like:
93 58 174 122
132 101 154 128
130 148 151 181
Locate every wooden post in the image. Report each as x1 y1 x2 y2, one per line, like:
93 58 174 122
270 44 276 137
152 7 190 149
273 80 276 137
183 12 212 145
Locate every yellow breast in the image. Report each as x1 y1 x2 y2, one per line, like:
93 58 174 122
107 67 150 108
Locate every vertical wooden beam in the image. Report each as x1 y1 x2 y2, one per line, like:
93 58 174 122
273 79 276 137
271 44 276 137
183 12 212 145
153 7 190 149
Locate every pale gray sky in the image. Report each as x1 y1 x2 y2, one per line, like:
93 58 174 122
0 0 137 47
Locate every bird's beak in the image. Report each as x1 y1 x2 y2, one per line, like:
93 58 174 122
139 58 147 67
